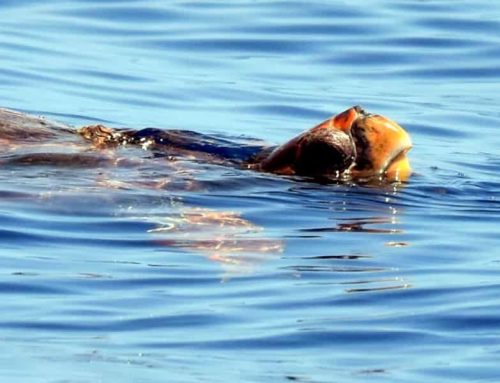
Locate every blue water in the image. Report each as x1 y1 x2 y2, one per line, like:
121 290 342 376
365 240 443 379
1 1 500 382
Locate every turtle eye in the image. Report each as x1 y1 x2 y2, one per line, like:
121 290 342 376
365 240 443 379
294 129 355 176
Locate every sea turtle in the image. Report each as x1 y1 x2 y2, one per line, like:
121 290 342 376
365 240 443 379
0 106 412 276
0 105 412 182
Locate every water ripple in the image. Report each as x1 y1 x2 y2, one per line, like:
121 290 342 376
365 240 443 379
0 0 499 382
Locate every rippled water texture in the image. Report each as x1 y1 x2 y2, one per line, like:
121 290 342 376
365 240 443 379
1 1 499 382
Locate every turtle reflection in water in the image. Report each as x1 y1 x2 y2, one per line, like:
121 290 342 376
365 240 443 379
0 106 412 276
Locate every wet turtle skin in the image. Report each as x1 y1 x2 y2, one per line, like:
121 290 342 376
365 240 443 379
0 106 412 181
77 123 357 176
127 128 268 163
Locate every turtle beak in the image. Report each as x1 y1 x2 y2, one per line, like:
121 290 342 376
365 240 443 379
383 144 412 182
350 113 412 182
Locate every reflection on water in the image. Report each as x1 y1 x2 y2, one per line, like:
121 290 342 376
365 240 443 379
1 0 500 382
147 207 284 279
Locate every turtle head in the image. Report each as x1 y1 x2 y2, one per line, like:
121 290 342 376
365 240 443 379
306 106 412 181
257 106 412 182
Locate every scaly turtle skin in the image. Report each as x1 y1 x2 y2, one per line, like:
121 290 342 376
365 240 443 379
0 106 412 182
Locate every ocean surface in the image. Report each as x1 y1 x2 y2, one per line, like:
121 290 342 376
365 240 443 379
0 1 499 382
